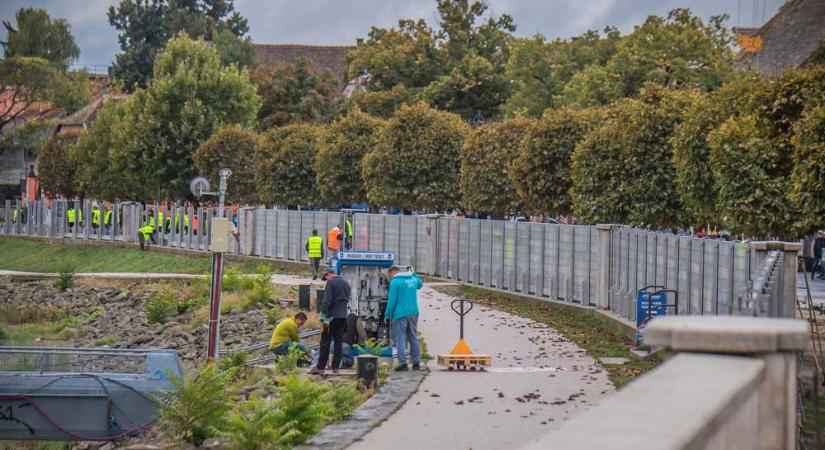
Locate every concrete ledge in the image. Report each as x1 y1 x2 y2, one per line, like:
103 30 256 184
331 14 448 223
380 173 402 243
644 316 809 354
523 353 765 450
750 241 801 252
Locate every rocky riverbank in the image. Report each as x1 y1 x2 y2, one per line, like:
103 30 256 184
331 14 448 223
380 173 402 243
0 277 274 368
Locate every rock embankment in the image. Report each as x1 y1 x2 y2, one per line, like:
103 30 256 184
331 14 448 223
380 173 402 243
0 277 271 367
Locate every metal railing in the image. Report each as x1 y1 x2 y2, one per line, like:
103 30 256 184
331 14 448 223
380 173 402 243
0 198 793 321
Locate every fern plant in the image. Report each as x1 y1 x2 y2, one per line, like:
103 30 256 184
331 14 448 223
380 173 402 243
53 259 76 292
271 373 335 448
222 396 280 450
157 366 234 446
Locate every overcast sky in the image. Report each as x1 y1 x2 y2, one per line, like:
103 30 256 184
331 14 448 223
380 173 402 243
0 0 785 67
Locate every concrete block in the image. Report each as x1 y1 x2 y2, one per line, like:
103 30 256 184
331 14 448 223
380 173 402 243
644 316 809 354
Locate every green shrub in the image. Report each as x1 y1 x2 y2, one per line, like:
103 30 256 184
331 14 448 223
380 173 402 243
222 267 244 292
53 259 76 292
326 380 362 421
0 327 7 344
145 291 178 324
362 102 469 210
273 345 305 375
242 283 272 309
222 396 281 450
158 366 234 446
266 307 284 326
93 336 116 346
270 373 335 447
459 116 533 216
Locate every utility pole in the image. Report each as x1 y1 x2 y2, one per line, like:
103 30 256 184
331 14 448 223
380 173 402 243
190 168 232 365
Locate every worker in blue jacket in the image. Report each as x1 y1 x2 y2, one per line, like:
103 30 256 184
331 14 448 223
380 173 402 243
385 265 423 371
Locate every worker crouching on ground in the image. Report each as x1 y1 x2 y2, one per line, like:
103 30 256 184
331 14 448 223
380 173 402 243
386 265 423 371
310 268 350 374
270 312 308 357
306 229 324 280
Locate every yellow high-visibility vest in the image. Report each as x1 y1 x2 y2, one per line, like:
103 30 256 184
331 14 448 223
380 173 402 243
307 236 323 258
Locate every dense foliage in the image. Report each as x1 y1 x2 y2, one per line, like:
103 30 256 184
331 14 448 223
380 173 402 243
363 102 468 210
193 126 259 203
255 124 320 207
1 7 80 70
38 131 82 199
251 58 339 128
460 117 532 215
510 108 599 217
316 109 385 206
108 0 251 90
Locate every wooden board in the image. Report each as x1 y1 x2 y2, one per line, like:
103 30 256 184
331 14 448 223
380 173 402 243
437 354 492 367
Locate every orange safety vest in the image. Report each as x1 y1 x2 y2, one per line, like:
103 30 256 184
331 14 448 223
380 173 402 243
327 228 341 251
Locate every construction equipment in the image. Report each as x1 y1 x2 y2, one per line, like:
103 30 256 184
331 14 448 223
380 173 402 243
334 250 395 340
437 298 492 371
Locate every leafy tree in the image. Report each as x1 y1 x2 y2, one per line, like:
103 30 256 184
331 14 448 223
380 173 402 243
422 52 510 120
71 99 148 200
38 131 82 199
346 0 514 118
316 109 385 206
1 8 80 70
108 0 250 90
459 116 532 215
130 34 260 199
363 102 468 210
708 114 794 238
346 19 442 91
571 86 690 227
670 73 765 225
211 28 256 68
791 105 825 235
504 28 621 116
0 57 88 129
251 58 339 128
339 85 414 119
193 127 259 203
510 108 600 217
606 9 735 97
254 124 320 206
555 64 623 108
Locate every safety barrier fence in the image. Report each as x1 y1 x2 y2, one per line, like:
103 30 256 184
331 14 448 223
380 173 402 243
1 199 797 321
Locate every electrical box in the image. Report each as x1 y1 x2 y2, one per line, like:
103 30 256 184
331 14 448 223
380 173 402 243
210 217 231 252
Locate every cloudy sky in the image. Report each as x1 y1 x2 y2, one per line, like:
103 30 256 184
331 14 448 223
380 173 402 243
0 0 785 67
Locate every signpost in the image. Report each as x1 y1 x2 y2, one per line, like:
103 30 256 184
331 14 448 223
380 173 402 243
190 169 232 364
635 286 678 345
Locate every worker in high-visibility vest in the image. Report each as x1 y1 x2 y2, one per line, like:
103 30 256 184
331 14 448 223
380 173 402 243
67 205 82 231
91 205 101 230
103 208 112 232
139 210 157 250
344 219 353 250
327 225 342 253
305 229 324 280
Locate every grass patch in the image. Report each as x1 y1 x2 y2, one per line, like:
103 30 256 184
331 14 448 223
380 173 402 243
0 237 307 275
434 285 661 387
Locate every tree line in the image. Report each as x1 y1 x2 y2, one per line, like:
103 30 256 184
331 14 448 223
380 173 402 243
12 0 825 239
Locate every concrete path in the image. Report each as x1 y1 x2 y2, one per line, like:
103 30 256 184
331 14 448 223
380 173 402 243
798 272 825 308
348 286 614 450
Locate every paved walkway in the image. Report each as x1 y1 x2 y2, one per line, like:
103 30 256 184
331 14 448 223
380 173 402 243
798 272 825 308
349 286 614 450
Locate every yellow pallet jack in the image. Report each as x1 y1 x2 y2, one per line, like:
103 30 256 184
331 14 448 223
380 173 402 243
437 298 492 371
